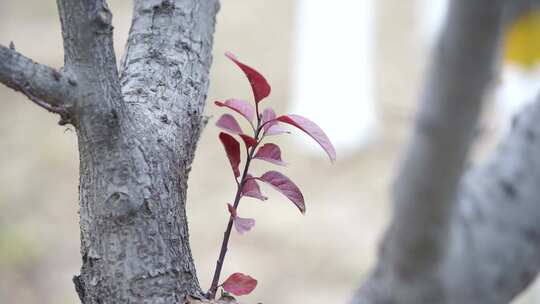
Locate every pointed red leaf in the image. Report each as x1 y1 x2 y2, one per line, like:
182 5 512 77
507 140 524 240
242 175 268 201
216 114 243 134
215 99 255 123
225 52 271 103
221 273 258 296
219 133 241 178
239 134 257 148
254 143 286 166
277 114 336 162
257 171 305 214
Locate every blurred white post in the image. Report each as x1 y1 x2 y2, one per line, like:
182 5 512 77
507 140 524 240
495 65 540 129
290 0 376 156
416 0 447 46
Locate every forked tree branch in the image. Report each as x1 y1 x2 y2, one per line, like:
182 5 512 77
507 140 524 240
1 0 220 302
0 44 76 117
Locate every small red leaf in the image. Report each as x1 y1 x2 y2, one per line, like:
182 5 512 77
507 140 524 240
277 114 336 162
215 99 255 123
216 114 243 134
225 52 271 103
261 108 277 130
254 143 286 166
221 273 258 296
219 133 241 178
260 108 290 136
234 216 255 234
227 204 256 234
257 171 305 214
242 175 268 201
239 134 257 148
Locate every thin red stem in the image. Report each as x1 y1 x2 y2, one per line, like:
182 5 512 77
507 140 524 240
208 118 263 299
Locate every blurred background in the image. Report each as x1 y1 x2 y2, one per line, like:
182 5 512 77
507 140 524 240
1 0 540 303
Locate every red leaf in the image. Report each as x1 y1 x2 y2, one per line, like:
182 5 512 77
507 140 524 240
277 114 336 162
265 124 290 136
221 273 258 296
257 171 305 214
215 99 255 123
234 216 255 234
242 175 268 201
254 143 286 166
219 133 241 178
261 108 277 130
227 204 256 234
239 134 257 148
216 114 243 134
260 108 290 136
225 52 271 103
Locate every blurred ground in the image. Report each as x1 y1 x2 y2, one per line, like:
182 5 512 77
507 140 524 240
0 1 538 303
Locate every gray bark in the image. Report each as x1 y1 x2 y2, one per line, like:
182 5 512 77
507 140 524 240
1 0 219 303
353 1 540 303
0 45 76 122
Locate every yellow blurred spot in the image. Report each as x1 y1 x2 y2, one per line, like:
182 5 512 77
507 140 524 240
504 10 540 68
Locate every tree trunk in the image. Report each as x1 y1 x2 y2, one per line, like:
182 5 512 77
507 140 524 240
1 0 219 303
72 1 220 302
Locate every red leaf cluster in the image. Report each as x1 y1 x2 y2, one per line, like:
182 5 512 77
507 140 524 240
210 52 336 298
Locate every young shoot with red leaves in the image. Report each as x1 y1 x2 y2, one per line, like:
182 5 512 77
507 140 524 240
207 52 336 299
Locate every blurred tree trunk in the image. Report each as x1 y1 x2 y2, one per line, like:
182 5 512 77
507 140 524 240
353 0 540 303
0 0 219 303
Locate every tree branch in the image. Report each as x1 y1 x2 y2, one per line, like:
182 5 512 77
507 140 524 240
388 0 504 284
353 0 507 302
120 0 220 122
56 0 123 125
0 44 76 118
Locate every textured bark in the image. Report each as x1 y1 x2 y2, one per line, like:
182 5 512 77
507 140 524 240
353 1 540 303
1 0 218 303
66 0 219 303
